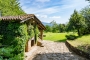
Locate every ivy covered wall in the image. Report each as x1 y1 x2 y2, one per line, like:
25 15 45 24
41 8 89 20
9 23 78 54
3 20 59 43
0 20 39 60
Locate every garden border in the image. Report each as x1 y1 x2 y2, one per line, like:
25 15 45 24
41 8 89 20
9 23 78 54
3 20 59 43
65 40 90 59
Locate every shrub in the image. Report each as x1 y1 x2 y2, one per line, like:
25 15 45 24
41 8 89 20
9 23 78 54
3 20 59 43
65 35 77 40
0 56 3 60
0 47 14 59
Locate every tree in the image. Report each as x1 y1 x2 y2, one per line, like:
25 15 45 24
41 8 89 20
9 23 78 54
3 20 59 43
86 0 90 2
80 6 90 34
50 20 59 33
68 10 86 36
0 0 25 59
0 0 25 16
45 25 52 32
59 24 65 33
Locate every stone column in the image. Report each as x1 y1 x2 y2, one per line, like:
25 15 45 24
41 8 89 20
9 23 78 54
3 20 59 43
40 30 43 40
25 40 31 52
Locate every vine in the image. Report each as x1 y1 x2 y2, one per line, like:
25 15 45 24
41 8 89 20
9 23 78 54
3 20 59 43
0 20 40 60
0 21 27 60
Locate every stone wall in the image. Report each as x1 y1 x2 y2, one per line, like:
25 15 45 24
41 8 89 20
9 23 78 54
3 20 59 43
65 41 90 59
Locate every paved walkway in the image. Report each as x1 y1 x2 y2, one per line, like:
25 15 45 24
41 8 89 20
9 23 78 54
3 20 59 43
28 40 88 60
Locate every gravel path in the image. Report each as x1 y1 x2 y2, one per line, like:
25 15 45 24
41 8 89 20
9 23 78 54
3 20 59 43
28 40 88 60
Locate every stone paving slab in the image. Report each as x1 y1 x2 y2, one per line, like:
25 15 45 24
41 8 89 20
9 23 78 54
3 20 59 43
28 40 88 60
25 46 38 60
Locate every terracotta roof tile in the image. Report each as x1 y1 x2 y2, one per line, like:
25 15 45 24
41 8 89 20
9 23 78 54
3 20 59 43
0 14 34 21
0 14 46 30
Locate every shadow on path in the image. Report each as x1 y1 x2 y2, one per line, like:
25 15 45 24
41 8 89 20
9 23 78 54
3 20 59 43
28 40 88 60
32 52 88 60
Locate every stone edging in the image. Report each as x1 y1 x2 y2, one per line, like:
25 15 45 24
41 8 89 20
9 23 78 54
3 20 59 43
65 40 90 59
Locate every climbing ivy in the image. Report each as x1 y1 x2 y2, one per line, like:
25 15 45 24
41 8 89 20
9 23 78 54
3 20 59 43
35 25 39 43
27 24 34 39
0 20 39 60
0 21 27 60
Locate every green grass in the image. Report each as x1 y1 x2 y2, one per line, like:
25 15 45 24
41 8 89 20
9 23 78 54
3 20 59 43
67 34 90 47
43 32 67 42
43 32 90 53
67 34 90 53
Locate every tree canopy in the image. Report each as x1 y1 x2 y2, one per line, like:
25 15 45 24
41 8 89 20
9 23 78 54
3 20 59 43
0 0 25 16
50 20 59 33
59 24 65 33
0 0 25 60
68 10 86 36
45 25 52 32
80 6 90 34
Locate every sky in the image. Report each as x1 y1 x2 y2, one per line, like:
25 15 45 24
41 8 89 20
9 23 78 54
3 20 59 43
19 0 89 24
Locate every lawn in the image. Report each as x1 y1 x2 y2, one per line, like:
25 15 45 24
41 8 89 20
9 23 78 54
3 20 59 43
67 34 90 46
67 34 90 53
43 32 67 42
43 32 90 53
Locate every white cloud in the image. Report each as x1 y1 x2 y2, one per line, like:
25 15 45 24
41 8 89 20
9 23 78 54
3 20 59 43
50 16 61 19
35 0 50 3
60 0 89 10
36 6 59 14
19 0 89 23
36 14 40 17
21 6 60 15
36 14 47 18
21 0 89 15
19 0 32 6
40 15 47 18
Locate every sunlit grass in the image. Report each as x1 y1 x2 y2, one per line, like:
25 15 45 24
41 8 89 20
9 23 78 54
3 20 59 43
43 32 90 53
67 34 90 47
43 32 67 42
67 34 90 53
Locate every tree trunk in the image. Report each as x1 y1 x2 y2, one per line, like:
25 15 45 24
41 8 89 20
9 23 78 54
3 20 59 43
77 29 80 36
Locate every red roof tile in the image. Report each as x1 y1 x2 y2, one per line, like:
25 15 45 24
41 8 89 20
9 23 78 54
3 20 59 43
0 14 46 30
0 14 34 21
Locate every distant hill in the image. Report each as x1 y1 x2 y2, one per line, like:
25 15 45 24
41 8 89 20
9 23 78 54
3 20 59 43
42 22 53 26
